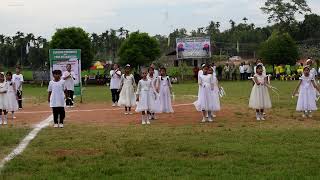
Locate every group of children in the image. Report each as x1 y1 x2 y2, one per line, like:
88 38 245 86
109 64 174 125
108 61 320 125
194 62 320 122
2 62 318 128
248 63 320 120
0 70 22 125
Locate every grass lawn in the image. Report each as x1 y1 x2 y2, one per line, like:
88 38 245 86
1 80 320 179
0 128 30 160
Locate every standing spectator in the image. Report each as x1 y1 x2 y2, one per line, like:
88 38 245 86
231 64 238 81
110 64 121 107
246 63 253 78
280 64 285 76
63 64 76 107
275 65 281 80
12 66 24 109
243 62 249 80
297 63 304 75
285 64 291 76
216 65 223 81
150 63 159 78
84 74 88 87
223 63 230 80
239 63 245 80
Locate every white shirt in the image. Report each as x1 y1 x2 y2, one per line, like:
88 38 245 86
110 69 122 89
62 71 76 91
48 80 65 107
239 66 245 73
246 65 252 73
12 74 24 91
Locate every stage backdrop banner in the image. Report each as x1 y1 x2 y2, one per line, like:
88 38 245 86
176 37 211 59
49 49 82 96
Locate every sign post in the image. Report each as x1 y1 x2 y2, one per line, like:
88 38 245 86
49 49 83 103
176 37 211 59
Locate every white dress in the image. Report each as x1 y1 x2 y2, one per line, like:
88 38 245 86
211 76 221 111
136 79 158 112
147 75 161 113
194 74 217 111
158 76 174 113
0 82 8 110
6 81 18 112
118 74 136 107
296 75 317 111
249 74 272 109
310 68 319 98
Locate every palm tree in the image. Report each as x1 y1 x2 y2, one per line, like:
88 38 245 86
243 17 248 24
0 34 5 44
229 19 236 29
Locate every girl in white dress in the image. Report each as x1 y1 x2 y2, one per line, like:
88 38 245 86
147 67 161 120
157 67 174 113
118 64 136 115
136 68 154 125
0 73 8 125
6 72 18 119
208 67 221 113
194 65 216 122
249 65 272 121
292 66 320 118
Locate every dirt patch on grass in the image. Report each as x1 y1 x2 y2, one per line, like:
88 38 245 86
13 101 320 129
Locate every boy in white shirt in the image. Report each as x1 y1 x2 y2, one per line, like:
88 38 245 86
48 70 66 128
63 64 76 107
12 66 24 109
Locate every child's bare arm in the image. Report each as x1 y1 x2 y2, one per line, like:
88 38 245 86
253 76 260 85
311 80 320 92
48 92 52 102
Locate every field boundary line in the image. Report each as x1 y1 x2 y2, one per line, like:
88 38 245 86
16 103 193 114
0 115 53 172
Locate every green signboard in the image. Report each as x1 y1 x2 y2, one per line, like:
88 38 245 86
49 49 82 97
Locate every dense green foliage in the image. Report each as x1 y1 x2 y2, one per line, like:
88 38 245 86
118 32 161 67
259 32 299 65
50 27 93 69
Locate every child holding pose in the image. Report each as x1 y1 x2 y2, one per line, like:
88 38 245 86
157 67 174 113
147 67 160 120
292 66 320 118
249 64 272 121
136 68 155 125
118 64 136 115
6 72 18 119
48 70 66 128
208 67 221 116
0 73 8 125
194 65 216 122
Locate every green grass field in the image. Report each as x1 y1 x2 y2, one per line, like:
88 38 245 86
1 81 320 179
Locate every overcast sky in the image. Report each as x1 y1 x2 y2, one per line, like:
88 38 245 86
0 0 319 39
